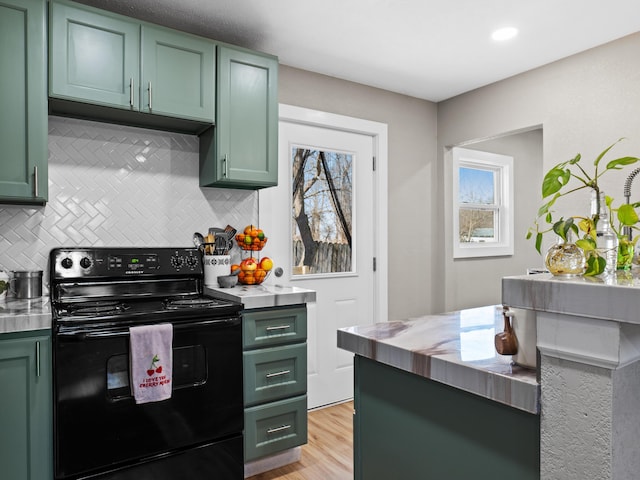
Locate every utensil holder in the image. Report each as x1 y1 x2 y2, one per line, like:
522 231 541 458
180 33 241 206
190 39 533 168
203 255 231 287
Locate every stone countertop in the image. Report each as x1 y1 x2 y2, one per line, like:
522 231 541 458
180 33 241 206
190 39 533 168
205 283 316 310
502 271 640 323
338 305 539 414
0 296 52 334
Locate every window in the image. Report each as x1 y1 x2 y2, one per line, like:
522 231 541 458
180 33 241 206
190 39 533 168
291 146 354 276
452 147 514 258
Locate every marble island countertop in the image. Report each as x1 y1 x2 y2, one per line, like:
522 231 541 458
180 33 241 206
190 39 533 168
205 283 316 309
0 296 52 334
503 271 640 323
338 305 539 414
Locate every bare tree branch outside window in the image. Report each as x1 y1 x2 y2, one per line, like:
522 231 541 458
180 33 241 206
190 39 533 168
291 147 353 274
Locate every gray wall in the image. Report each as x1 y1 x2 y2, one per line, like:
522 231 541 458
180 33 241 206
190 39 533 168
446 130 543 310
437 32 640 311
279 65 439 321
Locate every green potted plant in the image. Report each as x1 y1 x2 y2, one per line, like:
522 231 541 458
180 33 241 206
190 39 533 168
528 138 640 276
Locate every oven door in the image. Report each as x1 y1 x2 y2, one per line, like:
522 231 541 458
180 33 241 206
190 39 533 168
53 315 243 480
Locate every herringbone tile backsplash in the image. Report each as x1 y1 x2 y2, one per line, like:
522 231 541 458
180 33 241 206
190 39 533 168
0 116 257 288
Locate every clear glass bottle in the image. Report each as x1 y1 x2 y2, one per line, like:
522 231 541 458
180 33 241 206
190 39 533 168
590 190 618 276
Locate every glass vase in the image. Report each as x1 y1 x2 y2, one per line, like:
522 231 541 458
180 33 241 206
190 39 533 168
544 238 586 277
617 236 634 271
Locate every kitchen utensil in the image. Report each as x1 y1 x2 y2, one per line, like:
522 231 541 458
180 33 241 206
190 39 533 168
193 232 204 249
205 233 215 255
494 308 517 355
11 270 43 299
224 225 237 238
215 234 228 255
217 274 238 288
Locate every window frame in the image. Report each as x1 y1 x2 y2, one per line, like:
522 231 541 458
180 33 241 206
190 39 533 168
452 147 514 258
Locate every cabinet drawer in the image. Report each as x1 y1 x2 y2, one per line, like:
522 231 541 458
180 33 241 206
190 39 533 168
244 395 307 462
243 305 307 349
244 343 307 406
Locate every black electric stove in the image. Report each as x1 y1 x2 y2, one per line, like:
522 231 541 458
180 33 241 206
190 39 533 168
49 247 244 480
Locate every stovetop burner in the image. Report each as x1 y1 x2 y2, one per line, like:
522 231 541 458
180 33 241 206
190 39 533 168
65 301 130 317
164 297 220 309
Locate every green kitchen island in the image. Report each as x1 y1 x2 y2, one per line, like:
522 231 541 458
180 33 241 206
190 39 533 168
338 305 540 480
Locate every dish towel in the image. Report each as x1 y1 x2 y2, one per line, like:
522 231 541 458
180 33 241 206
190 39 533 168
129 323 173 404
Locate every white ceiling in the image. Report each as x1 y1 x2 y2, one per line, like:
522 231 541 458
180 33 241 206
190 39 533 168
79 0 640 102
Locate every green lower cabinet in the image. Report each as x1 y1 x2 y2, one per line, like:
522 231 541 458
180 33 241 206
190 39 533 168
242 305 308 463
200 46 278 189
0 0 47 205
354 355 540 480
244 395 308 462
0 330 53 480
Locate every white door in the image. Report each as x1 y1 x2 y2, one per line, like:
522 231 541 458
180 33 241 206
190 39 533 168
259 106 386 408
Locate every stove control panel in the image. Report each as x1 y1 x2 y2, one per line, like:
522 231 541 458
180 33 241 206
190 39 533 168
51 247 202 279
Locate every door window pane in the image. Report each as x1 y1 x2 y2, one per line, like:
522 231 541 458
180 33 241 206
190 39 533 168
291 147 353 275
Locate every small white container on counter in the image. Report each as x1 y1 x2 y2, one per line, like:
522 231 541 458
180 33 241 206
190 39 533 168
203 255 231 288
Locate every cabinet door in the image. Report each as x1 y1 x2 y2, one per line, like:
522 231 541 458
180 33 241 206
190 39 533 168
243 305 307 350
244 395 307 462
0 332 52 480
243 343 307 406
201 46 278 189
49 0 140 110
141 25 215 122
0 0 47 204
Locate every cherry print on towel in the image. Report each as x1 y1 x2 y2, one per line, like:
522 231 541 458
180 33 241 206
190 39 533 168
146 354 163 376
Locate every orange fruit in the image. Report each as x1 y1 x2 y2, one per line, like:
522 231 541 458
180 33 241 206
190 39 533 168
244 225 253 235
230 264 240 273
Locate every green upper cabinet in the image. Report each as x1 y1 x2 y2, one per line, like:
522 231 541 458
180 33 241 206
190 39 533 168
141 25 215 122
0 0 47 205
200 46 278 189
0 331 53 480
49 0 139 109
49 0 215 130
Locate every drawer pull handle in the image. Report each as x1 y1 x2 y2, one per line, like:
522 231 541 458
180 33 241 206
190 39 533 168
266 325 291 332
267 424 292 434
129 78 134 108
266 369 291 378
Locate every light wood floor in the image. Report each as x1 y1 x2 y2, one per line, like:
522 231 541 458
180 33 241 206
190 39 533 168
247 401 354 480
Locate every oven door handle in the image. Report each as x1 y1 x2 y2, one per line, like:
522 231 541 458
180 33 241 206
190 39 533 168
57 317 240 339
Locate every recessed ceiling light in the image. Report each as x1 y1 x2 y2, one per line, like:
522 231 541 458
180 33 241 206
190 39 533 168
492 27 519 42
